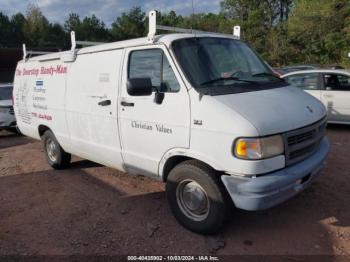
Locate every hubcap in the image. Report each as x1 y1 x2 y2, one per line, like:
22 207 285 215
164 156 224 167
46 138 58 162
176 180 210 221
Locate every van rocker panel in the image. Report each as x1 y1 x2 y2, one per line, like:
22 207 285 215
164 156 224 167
221 137 330 211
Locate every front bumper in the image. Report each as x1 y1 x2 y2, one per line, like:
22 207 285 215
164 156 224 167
221 137 330 211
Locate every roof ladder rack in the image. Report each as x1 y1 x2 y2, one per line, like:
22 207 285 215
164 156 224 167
22 44 54 60
60 31 106 63
147 10 241 43
70 31 105 52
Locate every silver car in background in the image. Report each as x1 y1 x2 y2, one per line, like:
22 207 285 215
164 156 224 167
282 70 350 124
0 83 16 130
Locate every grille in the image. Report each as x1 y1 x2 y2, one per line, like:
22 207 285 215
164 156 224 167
287 129 316 146
9 106 14 115
284 117 326 166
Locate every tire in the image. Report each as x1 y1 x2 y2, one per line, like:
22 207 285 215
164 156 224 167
166 160 228 234
5 126 21 135
42 130 71 169
15 125 22 135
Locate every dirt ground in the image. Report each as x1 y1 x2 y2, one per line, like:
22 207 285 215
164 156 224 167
0 125 349 260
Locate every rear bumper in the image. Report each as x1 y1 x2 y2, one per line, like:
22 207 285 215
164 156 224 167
221 137 330 211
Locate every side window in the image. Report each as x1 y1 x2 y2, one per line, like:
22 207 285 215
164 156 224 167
129 49 162 87
338 75 350 90
324 74 350 91
284 73 319 90
128 49 180 93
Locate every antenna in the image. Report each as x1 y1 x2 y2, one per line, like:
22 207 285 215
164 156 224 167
191 0 195 33
191 0 196 34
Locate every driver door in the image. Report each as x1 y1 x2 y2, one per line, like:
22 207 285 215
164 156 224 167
118 46 190 176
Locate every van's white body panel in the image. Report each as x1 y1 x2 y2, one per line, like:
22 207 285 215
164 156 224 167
213 86 325 135
13 33 329 211
65 49 124 169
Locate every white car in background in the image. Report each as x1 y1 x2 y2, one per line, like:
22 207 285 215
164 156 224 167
283 70 350 124
0 83 16 131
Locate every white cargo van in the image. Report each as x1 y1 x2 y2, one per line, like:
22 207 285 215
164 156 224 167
13 11 329 233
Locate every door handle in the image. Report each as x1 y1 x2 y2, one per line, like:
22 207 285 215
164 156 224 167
121 101 134 107
98 99 111 106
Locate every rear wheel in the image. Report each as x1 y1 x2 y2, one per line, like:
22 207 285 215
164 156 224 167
166 160 228 234
42 130 71 169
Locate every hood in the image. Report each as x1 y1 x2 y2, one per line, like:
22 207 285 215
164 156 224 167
213 86 326 136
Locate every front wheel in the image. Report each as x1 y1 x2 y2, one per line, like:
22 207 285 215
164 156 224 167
166 160 228 234
42 130 71 169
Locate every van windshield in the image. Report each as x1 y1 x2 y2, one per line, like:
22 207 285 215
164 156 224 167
171 37 287 95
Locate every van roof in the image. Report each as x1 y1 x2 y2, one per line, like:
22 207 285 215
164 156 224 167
20 33 239 63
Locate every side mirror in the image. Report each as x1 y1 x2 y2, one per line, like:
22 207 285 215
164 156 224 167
127 78 153 96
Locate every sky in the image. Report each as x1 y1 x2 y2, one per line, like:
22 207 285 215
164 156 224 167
0 0 222 26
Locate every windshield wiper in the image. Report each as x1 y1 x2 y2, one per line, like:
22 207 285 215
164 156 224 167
200 77 257 86
252 72 284 81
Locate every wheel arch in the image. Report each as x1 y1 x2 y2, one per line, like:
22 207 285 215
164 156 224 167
159 150 224 182
38 124 51 137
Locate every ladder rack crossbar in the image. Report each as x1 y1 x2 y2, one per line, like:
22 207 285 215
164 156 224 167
156 25 193 34
75 40 105 46
22 44 55 60
156 24 237 39
27 51 54 55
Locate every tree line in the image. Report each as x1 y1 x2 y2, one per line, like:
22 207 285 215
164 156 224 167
1 0 349 67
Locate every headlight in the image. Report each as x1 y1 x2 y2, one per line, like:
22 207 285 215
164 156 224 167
234 135 284 160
